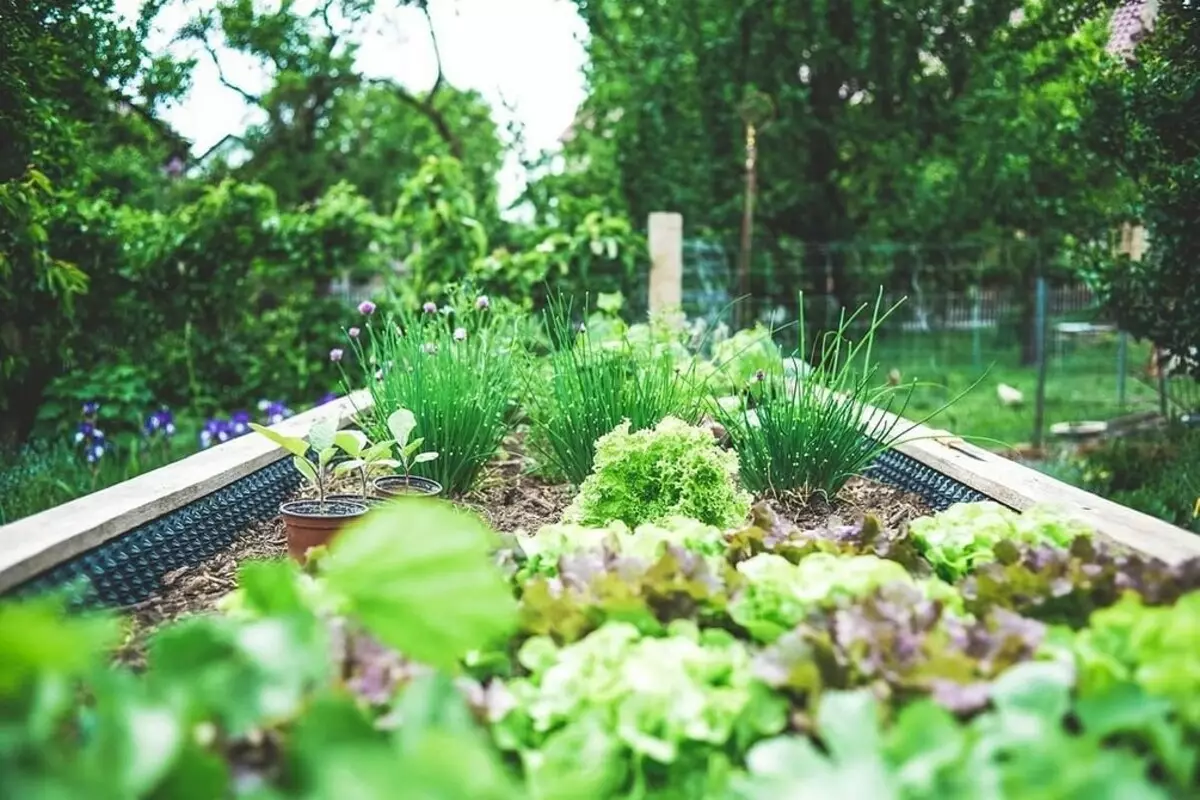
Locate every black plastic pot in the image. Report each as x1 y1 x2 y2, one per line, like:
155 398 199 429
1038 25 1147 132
372 474 443 498
279 498 368 562
326 492 389 508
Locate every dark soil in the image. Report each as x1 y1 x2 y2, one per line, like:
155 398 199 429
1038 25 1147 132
766 475 934 532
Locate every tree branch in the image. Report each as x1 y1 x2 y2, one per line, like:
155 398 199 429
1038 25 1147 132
420 3 446 102
199 37 263 108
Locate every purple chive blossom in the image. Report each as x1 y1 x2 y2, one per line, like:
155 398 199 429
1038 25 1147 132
753 369 766 383
422 342 438 355
375 369 384 382
348 326 361 339
358 300 376 316
475 295 490 311
422 301 437 314
330 348 344 363
453 327 467 342
577 323 587 334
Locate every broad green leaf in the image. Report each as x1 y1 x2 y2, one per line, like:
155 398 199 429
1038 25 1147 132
318 446 338 468
387 408 417 448
293 456 320 489
308 415 339 453
320 499 518 669
407 437 425 453
334 459 366 475
413 452 439 464
362 441 394 462
249 422 310 457
87 671 185 798
334 430 368 457
236 560 307 616
0 598 118 696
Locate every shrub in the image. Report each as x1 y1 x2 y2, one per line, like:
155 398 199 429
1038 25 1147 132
715 295 956 497
348 291 521 496
566 417 750 529
526 299 706 484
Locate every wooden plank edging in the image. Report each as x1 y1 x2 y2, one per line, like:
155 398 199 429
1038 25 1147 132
1 387 1197 595
0 390 374 594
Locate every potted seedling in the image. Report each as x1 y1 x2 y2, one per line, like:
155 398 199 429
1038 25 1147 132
326 428 399 507
250 416 368 562
372 408 443 498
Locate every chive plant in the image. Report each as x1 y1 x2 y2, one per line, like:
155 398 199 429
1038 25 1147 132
714 292 959 498
525 297 708 485
344 293 520 496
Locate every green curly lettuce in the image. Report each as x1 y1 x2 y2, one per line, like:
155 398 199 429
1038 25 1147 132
492 620 787 797
730 553 959 642
567 417 751 529
909 502 1091 581
1072 590 1200 732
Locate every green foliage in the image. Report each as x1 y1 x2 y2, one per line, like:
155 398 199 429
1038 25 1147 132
568 417 751 529
250 415 339 503
715 298 939 496
909 501 1091 581
527 301 706 484
729 552 956 643
733 663 1177 798
351 294 521 496
1064 426 1200 533
392 156 489 300
1072 591 1200 735
1085 0 1200 379
475 212 646 311
710 324 784 390
492 620 787 796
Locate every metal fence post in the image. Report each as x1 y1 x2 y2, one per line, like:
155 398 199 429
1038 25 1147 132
1032 275 1050 449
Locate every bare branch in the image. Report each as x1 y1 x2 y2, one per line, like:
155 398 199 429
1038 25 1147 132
199 37 264 108
419 3 446 102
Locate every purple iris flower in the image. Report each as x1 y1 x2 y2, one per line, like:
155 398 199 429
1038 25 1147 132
263 402 291 425
231 410 251 436
317 391 338 405
82 401 100 417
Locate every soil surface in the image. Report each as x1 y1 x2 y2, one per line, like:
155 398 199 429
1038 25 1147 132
114 447 934 662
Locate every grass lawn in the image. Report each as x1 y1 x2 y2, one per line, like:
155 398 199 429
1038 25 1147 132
865 329 1162 447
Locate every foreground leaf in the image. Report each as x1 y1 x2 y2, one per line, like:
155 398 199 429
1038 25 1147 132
320 499 518 669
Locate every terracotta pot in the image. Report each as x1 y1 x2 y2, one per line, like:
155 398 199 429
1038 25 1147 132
372 474 443 498
279 498 368 563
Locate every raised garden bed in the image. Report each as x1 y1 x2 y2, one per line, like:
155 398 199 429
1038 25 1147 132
5 346 1200 797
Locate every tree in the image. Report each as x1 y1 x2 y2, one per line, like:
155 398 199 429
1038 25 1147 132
555 0 1126 331
1086 0 1200 380
0 0 190 442
183 0 503 219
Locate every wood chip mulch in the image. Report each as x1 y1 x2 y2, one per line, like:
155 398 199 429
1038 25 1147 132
765 474 934 532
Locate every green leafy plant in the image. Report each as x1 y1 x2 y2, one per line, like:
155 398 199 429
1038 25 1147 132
909 501 1091 581
566 416 751 529
348 293 520 496
713 294 963 498
330 409 439 496
383 407 439 478
525 297 707 484
250 415 339 505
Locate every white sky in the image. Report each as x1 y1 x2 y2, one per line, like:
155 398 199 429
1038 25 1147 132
117 0 588 215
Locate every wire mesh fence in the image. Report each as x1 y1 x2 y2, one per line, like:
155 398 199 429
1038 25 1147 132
681 237 1177 448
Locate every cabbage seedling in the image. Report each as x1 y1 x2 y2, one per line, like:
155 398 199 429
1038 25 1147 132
250 415 340 506
332 429 400 498
387 408 438 478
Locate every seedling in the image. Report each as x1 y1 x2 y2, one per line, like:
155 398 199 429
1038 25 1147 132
250 416 340 506
386 408 438 478
331 429 400 498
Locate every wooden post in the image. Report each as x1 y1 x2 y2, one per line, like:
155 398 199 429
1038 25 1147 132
648 212 683 316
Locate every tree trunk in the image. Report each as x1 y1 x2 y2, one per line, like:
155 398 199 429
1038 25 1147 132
1019 266 1039 367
